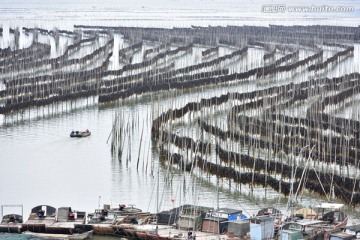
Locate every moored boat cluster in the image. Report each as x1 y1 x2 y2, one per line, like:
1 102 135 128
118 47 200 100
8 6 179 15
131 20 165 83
0 203 356 239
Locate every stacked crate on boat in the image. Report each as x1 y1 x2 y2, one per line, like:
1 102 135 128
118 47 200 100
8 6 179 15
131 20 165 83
228 220 250 238
177 206 212 230
202 208 244 234
250 215 275 240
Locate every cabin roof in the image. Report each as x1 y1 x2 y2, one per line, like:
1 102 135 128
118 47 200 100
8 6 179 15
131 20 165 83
343 224 360 232
290 219 325 226
182 205 213 212
315 203 344 209
331 232 356 238
203 216 228 222
217 208 242 214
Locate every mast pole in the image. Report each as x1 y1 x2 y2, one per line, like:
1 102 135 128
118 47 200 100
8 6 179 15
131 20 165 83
156 154 159 234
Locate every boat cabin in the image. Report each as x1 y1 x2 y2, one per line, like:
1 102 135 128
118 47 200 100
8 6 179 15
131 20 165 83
0 205 24 233
279 219 325 240
202 208 245 234
22 205 57 232
30 205 57 219
1 214 23 224
56 207 86 223
315 203 347 224
177 205 213 230
250 215 275 240
45 207 87 234
157 204 193 225
292 208 317 220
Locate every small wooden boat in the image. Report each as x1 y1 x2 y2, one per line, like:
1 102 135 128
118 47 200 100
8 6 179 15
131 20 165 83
0 205 24 233
23 230 93 239
70 130 91 138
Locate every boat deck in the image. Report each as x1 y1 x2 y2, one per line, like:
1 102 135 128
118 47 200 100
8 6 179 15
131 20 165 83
149 227 230 240
23 218 56 226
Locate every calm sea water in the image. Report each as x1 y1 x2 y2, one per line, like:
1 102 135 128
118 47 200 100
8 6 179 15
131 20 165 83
1 0 360 233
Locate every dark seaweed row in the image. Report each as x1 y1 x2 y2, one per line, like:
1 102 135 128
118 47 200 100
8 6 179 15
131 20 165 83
308 46 354 71
196 155 360 204
143 43 169 59
74 25 360 47
63 35 98 56
22 27 78 36
99 70 236 102
2 25 358 115
256 50 299 78
161 128 360 197
263 49 276 61
0 42 49 62
201 116 360 169
322 42 351 49
202 46 219 57
261 50 323 77
102 43 347 103
4 37 114 92
100 69 229 95
150 73 360 204
0 52 112 113
52 38 114 69
161 147 360 204
155 114 360 204
0 90 97 114
0 44 51 73
308 86 360 114
1 35 104 77
101 63 175 88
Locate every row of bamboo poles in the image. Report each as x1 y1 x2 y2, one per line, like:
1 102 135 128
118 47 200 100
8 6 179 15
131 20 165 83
1 24 358 114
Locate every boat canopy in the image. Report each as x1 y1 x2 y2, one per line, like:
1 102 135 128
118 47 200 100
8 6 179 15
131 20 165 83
31 205 56 217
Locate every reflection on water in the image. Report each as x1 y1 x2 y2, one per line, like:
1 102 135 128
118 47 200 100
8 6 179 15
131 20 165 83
0 233 38 240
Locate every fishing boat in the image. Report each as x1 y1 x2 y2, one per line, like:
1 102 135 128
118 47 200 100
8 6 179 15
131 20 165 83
111 212 156 237
278 203 348 240
22 205 87 235
75 203 149 236
0 205 23 233
134 205 216 240
22 205 57 233
23 229 93 239
70 130 91 138
278 219 328 240
46 207 87 234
